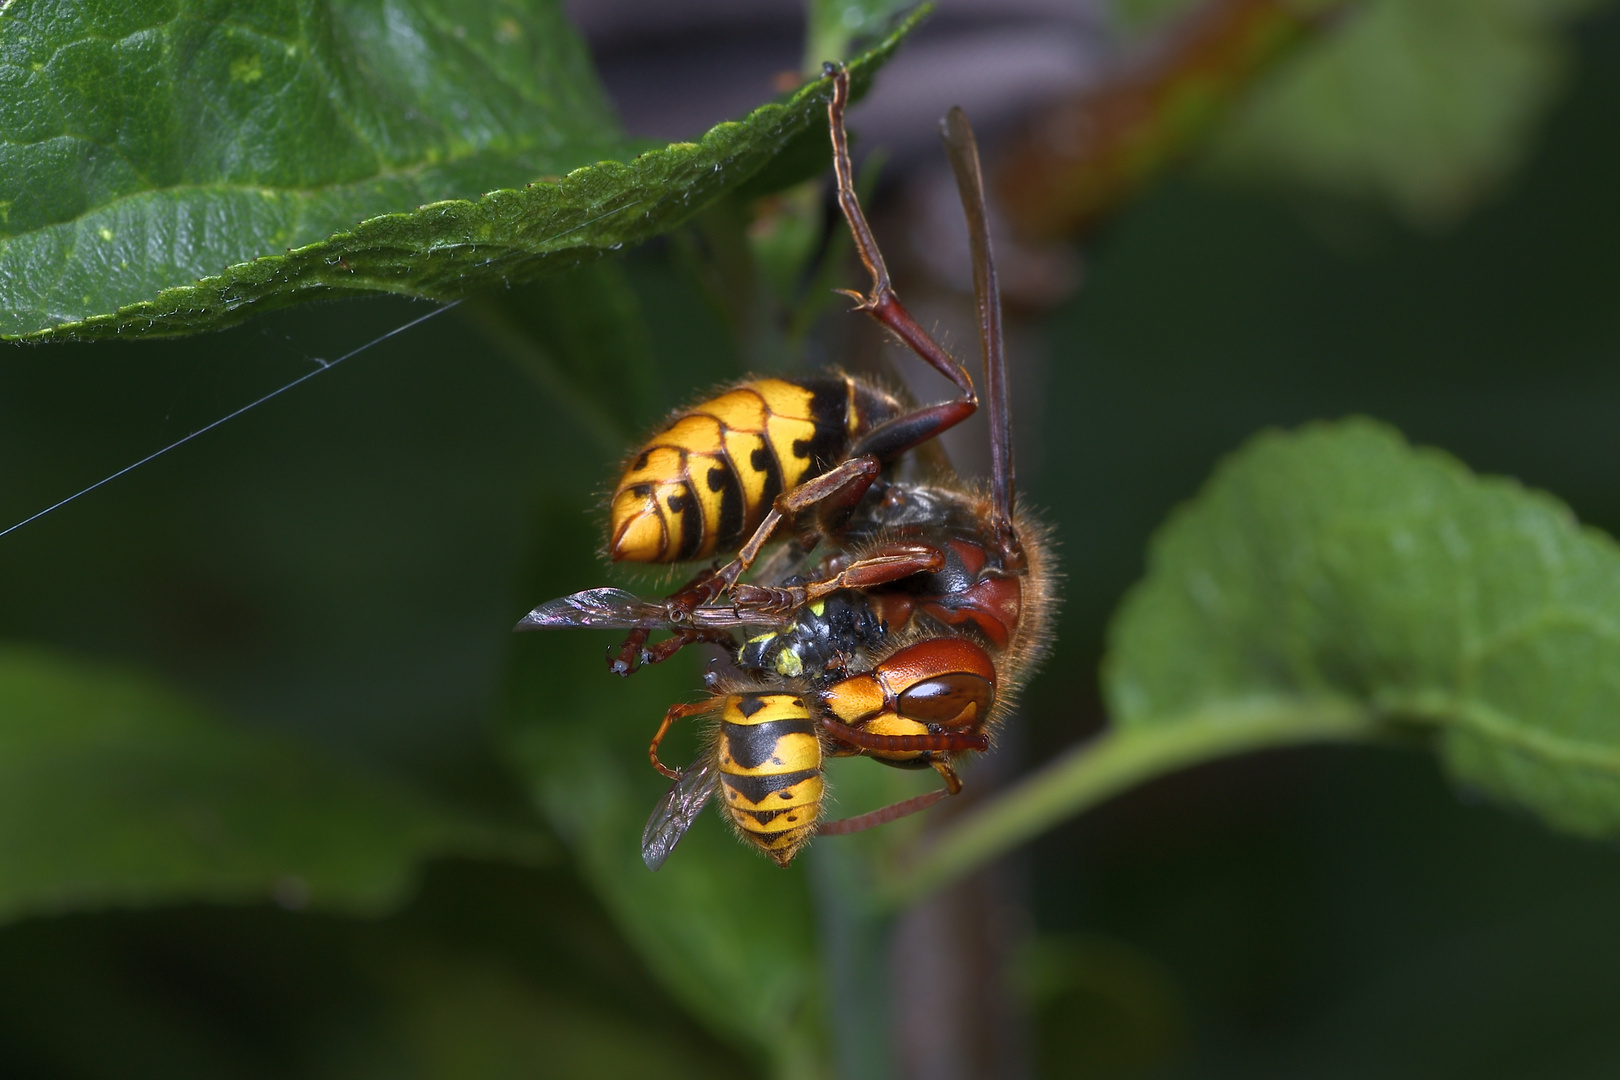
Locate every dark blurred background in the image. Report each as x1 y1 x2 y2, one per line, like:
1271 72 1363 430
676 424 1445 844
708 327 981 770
3 1 1620 1077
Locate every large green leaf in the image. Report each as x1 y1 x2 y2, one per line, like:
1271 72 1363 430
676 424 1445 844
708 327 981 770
0 0 621 340
0 646 540 922
1108 419 1620 836
888 420 1620 902
1 0 923 342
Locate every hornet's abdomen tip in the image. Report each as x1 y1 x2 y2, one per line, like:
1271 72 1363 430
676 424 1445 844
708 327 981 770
608 486 669 563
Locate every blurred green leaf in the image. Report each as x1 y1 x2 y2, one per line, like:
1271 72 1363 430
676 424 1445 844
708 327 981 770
1 0 923 342
0 646 542 922
505 576 826 1078
0 862 746 1079
460 262 660 455
340 948 731 1080
495 241 833 1073
805 0 919 76
1108 418 1620 836
1207 0 1611 224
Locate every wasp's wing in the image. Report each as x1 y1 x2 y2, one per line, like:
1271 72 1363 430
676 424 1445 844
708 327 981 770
515 588 687 631
515 587 789 633
641 757 720 871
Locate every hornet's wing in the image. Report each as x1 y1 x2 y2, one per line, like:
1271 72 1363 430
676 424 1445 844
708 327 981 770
641 757 721 871
515 587 790 632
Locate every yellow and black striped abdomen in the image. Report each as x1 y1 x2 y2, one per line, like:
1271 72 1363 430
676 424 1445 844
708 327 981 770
714 693 824 866
608 376 870 563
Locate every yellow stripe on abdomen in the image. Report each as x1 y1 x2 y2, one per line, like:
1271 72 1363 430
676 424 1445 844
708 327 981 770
607 376 855 564
715 693 823 865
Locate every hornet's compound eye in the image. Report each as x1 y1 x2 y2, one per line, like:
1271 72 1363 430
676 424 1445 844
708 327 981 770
896 674 994 728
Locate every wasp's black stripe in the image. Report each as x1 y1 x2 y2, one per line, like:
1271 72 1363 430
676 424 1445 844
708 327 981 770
719 768 818 805
720 718 817 770
750 443 783 512
797 377 851 472
706 461 745 549
739 807 813 828
668 480 702 562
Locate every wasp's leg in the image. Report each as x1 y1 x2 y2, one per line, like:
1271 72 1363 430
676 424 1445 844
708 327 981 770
637 626 739 669
816 755 965 836
729 543 945 616
649 699 721 780
707 454 884 594
819 787 953 836
609 567 724 676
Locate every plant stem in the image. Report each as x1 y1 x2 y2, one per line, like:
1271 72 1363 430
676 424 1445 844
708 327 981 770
877 697 1380 907
811 843 896 1080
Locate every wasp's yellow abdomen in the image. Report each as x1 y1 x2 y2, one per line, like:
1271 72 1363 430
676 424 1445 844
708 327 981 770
715 693 824 866
608 375 899 563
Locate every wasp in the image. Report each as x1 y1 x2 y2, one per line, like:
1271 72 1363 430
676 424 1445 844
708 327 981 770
518 64 1056 869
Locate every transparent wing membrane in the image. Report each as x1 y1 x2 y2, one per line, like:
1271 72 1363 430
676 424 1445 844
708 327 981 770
641 757 720 871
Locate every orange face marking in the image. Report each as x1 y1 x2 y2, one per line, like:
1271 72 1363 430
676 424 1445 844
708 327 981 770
820 674 886 724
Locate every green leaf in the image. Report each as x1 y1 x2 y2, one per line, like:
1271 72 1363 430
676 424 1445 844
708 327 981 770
884 420 1620 902
0 646 542 922
2 0 924 342
0 0 622 340
1206 0 1607 224
1108 419 1620 836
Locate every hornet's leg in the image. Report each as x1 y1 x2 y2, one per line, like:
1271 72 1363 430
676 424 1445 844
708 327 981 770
818 717 989 755
816 759 964 836
931 758 964 795
705 454 884 596
636 626 738 668
728 542 945 616
609 567 722 676
827 64 977 421
617 458 886 670
649 700 719 780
